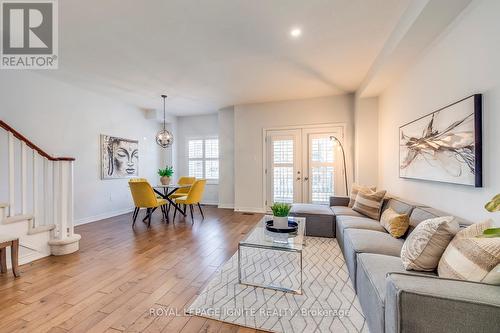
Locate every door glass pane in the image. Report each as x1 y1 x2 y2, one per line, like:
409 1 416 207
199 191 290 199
312 137 334 163
311 166 334 204
310 136 336 204
273 140 293 164
273 167 293 203
272 139 294 204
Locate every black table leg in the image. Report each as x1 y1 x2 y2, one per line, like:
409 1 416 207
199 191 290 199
154 188 186 217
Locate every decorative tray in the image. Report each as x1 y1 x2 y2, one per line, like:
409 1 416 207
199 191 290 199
265 220 298 233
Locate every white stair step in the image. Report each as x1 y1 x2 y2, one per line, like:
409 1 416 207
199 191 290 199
2 214 34 224
28 224 56 235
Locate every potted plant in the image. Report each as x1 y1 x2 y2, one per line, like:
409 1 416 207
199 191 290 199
270 202 291 229
481 194 500 238
158 166 174 185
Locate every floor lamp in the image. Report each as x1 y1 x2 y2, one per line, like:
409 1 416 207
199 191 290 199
329 136 349 196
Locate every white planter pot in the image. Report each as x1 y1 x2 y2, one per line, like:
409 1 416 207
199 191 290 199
273 216 289 229
160 176 171 185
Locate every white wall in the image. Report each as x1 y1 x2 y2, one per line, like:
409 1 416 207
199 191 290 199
234 95 355 212
218 107 235 209
175 114 219 205
354 97 378 186
0 71 162 224
378 0 500 222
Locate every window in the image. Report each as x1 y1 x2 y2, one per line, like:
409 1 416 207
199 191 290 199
188 138 219 181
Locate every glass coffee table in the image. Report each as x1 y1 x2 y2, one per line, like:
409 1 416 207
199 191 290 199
238 215 306 294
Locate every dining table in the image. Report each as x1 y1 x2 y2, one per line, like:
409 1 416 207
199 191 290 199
153 184 191 218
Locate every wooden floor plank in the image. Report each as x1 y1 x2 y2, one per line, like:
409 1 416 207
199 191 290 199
0 207 264 333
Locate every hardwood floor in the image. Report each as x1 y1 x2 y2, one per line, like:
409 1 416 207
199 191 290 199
0 207 269 333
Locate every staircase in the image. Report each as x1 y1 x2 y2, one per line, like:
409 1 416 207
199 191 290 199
0 120 80 266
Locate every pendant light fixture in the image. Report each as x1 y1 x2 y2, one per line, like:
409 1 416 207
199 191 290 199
156 94 174 148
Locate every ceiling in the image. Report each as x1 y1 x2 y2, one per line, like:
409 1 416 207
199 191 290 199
43 0 411 116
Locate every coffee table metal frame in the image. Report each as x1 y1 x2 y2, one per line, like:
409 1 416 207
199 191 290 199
238 216 306 294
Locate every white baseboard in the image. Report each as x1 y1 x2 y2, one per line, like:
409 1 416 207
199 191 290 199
75 208 134 226
19 250 49 266
75 202 229 226
234 207 266 213
218 204 234 209
201 201 219 206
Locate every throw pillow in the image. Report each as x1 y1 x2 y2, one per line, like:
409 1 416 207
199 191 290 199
348 184 376 208
380 207 410 238
401 216 459 271
352 190 386 220
483 264 500 285
438 219 500 284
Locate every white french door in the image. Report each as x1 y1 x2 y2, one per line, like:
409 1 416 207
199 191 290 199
266 130 302 204
265 126 345 207
302 127 344 204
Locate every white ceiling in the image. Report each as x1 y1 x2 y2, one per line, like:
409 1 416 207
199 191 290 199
44 0 411 116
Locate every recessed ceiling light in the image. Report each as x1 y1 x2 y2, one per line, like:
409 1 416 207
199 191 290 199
290 27 302 38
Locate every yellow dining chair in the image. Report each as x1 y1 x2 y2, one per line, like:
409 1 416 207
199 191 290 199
167 176 195 215
128 180 168 228
169 177 196 199
173 179 207 223
129 178 148 182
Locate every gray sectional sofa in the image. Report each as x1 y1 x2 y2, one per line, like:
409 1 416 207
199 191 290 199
290 196 500 333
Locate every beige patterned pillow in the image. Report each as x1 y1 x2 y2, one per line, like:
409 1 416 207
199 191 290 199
352 190 386 220
401 216 459 271
380 207 410 238
348 184 376 208
438 220 500 284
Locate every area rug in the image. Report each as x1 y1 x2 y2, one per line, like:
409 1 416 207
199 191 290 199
187 237 368 333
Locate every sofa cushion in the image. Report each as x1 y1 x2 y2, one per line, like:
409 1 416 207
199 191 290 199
343 229 404 289
336 215 385 252
331 206 364 217
356 253 406 333
356 253 434 333
381 197 415 216
289 203 335 238
289 203 334 216
409 206 471 233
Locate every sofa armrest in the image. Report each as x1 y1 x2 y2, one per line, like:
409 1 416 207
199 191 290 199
385 272 500 333
329 196 349 207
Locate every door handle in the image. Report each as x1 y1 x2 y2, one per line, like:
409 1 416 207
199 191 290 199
304 176 309 181
296 177 301 181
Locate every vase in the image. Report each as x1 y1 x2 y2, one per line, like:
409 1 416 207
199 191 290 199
273 216 289 229
160 176 171 185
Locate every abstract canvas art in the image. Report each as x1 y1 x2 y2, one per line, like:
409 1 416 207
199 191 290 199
399 94 482 187
101 135 139 179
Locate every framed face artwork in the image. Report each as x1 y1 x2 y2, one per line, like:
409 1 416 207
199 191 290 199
101 135 139 179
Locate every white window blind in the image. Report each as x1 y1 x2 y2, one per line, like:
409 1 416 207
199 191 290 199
272 139 294 203
188 138 219 181
310 137 335 204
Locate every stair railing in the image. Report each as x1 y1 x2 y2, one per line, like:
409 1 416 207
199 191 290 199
0 120 80 255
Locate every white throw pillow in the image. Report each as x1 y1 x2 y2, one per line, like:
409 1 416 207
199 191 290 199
400 216 459 271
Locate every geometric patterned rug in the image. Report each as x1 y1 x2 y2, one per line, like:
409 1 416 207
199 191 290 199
187 237 368 332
